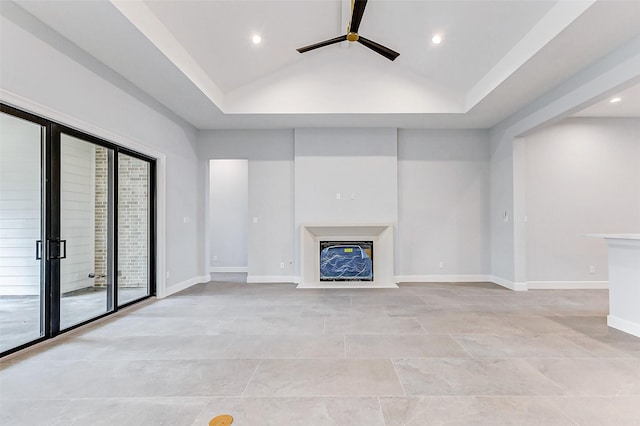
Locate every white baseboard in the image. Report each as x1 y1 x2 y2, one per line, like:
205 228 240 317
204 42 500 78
489 275 528 292
394 275 528 291
527 281 609 290
209 267 248 273
162 275 208 298
246 275 297 284
297 282 399 289
395 275 491 283
607 315 640 338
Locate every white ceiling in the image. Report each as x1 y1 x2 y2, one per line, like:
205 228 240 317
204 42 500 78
12 0 640 129
573 81 640 117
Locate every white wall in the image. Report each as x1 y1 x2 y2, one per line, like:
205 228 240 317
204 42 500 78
200 128 496 283
489 35 640 289
209 159 248 269
1 5 202 295
489 130 517 286
199 130 295 280
397 130 490 279
524 117 640 284
294 128 398 281
294 128 398 225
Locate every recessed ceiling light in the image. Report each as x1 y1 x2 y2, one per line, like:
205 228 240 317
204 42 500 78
252 34 262 44
610 97 622 103
431 34 442 45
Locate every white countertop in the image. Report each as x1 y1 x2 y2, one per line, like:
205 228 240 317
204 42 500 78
587 234 640 240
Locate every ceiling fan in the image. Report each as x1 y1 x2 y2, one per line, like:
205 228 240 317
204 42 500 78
296 0 400 61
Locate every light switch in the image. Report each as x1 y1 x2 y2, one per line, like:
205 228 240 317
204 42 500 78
183 217 190 224
252 217 258 223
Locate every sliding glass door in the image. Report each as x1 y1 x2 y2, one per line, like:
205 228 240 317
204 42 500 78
0 104 155 356
117 153 152 305
0 112 46 353
59 133 115 330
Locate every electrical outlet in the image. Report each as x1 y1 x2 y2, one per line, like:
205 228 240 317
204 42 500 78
589 265 596 274
439 261 445 269
166 271 170 279
336 193 341 200
213 255 218 261
280 262 285 269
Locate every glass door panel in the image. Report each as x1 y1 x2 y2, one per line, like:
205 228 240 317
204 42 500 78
0 112 44 353
59 134 113 330
117 153 150 305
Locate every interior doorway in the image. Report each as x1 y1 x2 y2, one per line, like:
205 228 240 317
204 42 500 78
208 159 248 275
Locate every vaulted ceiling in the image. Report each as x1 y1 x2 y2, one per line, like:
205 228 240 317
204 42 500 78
12 0 640 129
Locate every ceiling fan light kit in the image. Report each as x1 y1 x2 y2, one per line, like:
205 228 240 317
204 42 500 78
296 0 400 61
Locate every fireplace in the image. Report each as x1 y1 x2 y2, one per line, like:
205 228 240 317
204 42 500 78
298 224 397 288
319 241 373 281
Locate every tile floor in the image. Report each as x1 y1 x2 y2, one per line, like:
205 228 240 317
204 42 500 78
0 287 149 353
1 280 640 425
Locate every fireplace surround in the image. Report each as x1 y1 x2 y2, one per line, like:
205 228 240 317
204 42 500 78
298 223 397 288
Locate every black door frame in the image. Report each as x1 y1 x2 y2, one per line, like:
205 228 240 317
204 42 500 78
1 103 157 357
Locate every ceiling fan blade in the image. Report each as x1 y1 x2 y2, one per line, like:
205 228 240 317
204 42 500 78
357 36 400 61
297 35 348 53
349 0 368 34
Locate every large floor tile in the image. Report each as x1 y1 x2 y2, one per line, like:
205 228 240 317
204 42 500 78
452 334 591 358
4 335 239 362
544 315 611 335
419 294 506 307
191 294 351 306
243 359 404 396
416 312 526 334
86 316 214 337
0 397 210 426
379 396 574 426
393 358 565 396
346 334 468 358
562 333 640 358
525 358 640 396
0 359 259 398
300 304 387 317
406 282 510 296
551 396 640 426
350 295 426 305
567 330 640 358
220 335 345 359
207 317 325 335
191 397 386 426
324 317 425 334
382 304 445 317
